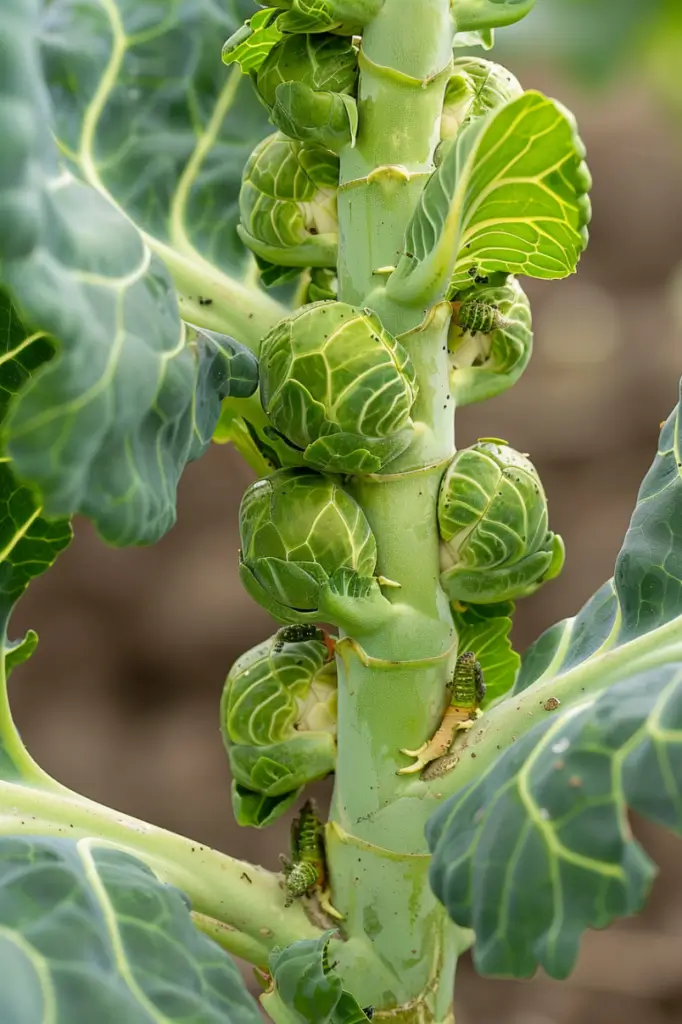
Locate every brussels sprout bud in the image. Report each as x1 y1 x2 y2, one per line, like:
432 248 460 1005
448 276 532 405
256 34 358 109
438 440 564 603
306 267 338 303
272 83 358 153
238 132 339 268
239 468 378 622
441 58 522 141
221 631 337 827
259 301 419 474
269 0 385 35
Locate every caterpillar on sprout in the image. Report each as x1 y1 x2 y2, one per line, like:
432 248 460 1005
272 624 336 660
452 298 508 337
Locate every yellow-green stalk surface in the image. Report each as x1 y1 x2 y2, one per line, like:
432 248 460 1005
327 2 462 1017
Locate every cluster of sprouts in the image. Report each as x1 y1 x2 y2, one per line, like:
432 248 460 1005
219 8 564 829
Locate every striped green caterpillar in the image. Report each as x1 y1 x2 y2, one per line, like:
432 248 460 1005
453 298 508 336
273 623 336 660
398 652 485 775
282 801 343 918
283 799 325 906
449 650 486 707
321 937 374 1021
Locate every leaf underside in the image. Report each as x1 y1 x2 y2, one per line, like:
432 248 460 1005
42 0 272 280
428 377 682 979
0 0 259 546
0 836 262 1024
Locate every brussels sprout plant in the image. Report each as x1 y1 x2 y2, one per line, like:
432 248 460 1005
0 1 681 1022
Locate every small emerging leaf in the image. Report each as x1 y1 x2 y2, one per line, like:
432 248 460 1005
387 91 591 307
454 0 536 32
222 9 284 74
452 601 520 705
5 631 38 676
264 932 370 1023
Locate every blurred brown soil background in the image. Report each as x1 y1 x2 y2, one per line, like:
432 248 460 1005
8 55 682 1024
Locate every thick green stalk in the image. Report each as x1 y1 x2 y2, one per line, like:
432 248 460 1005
337 1 453 314
328 2 461 1019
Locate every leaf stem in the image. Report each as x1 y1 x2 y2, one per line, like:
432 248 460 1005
420 612 682 801
149 238 287 351
190 911 270 964
0 778 321 965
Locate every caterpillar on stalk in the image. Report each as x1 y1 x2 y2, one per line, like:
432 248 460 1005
273 623 336 660
398 652 485 775
281 800 343 918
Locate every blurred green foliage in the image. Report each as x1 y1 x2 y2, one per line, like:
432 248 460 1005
503 0 682 118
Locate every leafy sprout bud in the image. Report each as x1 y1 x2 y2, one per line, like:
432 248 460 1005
259 301 419 474
438 439 564 604
221 630 337 828
448 276 532 405
238 132 339 268
441 58 523 141
256 34 358 109
257 35 359 151
239 468 377 622
268 0 385 35
306 267 338 303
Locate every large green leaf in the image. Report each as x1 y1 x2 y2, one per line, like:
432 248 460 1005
0 835 262 1023
0 2 259 545
0 288 71 779
426 377 682 980
40 0 285 340
386 91 591 307
427 665 682 980
0 295 72 624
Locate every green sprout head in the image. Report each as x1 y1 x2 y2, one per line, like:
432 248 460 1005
440 57 522 141
238 132 339 268
259 301 419 474
438 439 564 604
239 468 377 622
266 0 385 34
448 276 533 405
256 33 358 109
221 631 337 827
